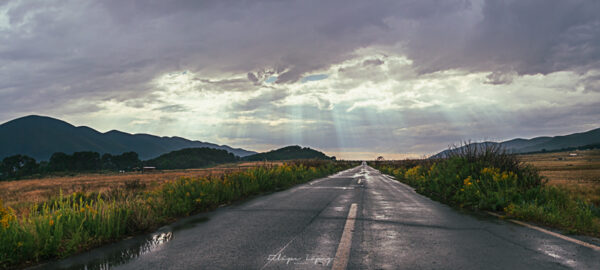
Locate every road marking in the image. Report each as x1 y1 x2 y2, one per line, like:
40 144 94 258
487 212 600 252
331 203 358 270
299 186 355 190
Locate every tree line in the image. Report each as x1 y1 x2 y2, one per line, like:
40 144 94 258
0 151 141 180
0 146 335 181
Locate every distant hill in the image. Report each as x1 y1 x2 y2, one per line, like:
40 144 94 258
242 145 334 161
432 127 600 158
0 115 256 160
144 148 238 169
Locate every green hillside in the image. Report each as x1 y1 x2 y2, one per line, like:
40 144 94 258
144 148 239 169
242 145 334 161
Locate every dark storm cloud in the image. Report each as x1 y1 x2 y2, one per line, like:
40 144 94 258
485 70 515 85
155 104 188 113
580 74 600 92
1 0 599 156
363 59 385 67
2 1 598 109
468 0 600 75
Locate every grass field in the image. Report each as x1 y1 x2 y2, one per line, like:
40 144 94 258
0 161 282 214
0 160 351 269
519 149 600 206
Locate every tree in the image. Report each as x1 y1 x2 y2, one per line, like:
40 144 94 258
112 152 140 170
72 151 101 171
49 152 72 171
101 153 117 170
0 155 39 180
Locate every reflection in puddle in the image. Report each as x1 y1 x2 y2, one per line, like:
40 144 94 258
332 206 345 212
92 231 173 270
30 216 209 270
538 244 577 268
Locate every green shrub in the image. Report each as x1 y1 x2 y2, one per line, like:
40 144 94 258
370 144 600 237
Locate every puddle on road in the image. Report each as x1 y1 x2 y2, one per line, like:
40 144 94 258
537 243 578 268
29 216 209 270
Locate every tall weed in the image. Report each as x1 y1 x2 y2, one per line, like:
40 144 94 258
371 144 600 237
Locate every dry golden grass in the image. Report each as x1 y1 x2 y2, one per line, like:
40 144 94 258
0 161 282 210
519 149 600 205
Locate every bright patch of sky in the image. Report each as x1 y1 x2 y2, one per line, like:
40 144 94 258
0 6 9 31
57 49 600 159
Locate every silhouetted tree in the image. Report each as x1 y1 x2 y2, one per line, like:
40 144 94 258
101 153 117 170
49 152 72 171
112 152 141 170
72 151 101 171
0 154 39 179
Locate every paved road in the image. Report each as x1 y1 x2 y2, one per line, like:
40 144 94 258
34 165 599 269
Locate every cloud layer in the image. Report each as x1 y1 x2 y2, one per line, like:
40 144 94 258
1 0 599 158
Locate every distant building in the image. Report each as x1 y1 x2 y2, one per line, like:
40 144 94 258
376 156 385 161
142 166 156 173
569 153 578 157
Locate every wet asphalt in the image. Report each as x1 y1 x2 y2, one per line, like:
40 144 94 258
31 165 600 269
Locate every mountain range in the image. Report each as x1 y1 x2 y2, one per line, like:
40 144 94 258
432 127 600 158
0 115 256 160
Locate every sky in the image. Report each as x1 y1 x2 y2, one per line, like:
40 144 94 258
1 0 599 159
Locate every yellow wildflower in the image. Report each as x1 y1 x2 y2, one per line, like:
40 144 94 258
481 167 500 175
0 217 11 228
504 203 516 214
0 199 16 228
463 176 473 186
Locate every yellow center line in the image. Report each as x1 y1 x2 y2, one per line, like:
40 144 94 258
331 203 358 270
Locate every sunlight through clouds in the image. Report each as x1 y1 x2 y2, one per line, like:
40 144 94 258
1 0 599 159
67 48 600 158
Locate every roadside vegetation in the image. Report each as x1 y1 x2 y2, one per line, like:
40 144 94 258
0 161 283 213
0 160 355 269
370 144 600 238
